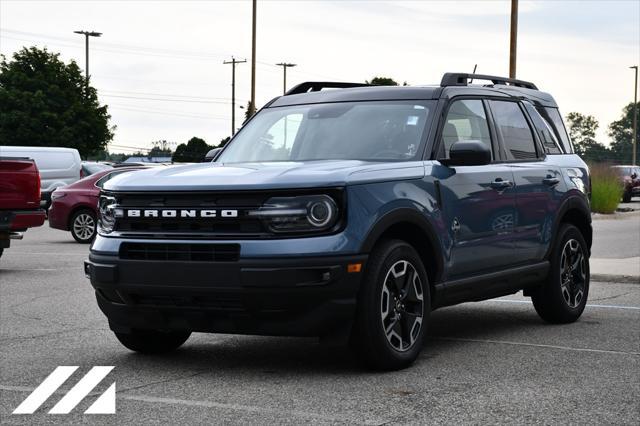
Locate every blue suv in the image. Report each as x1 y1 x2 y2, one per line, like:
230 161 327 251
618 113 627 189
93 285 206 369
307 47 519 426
85 73 592 370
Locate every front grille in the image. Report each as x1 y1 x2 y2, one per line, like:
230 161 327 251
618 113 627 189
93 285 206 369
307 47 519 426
130 293 244 310
120 242 240 262
113 192 268 237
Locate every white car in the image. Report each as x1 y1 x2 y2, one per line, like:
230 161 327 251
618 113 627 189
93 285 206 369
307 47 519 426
0 146 82 208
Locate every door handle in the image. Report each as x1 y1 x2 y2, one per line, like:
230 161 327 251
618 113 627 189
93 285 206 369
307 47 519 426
490 178 513 190
542 176 560 186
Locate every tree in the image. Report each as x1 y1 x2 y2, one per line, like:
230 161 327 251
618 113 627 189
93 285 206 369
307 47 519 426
565 112 609 162
0 47 114 157
217 136 231 148
608 102 640 165
244 101 256 121
172 136 212 163
365 76 398 86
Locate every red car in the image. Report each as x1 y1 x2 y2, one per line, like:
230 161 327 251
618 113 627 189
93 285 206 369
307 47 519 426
0 157 46 258
49 167 144 243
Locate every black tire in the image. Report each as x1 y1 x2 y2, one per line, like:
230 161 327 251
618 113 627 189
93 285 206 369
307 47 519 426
114 329 191 354
622 190 632 203
531 224 589 324
70 209 96 243
0 248 3 258
350 239 430 371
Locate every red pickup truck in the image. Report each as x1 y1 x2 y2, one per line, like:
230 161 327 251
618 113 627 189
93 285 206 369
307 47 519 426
0 157 47 258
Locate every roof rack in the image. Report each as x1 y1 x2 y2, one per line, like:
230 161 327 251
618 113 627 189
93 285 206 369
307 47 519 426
285 81 370 95
440 72 538 90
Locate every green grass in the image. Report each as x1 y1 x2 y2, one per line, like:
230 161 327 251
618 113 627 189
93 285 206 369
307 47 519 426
589 163 623 214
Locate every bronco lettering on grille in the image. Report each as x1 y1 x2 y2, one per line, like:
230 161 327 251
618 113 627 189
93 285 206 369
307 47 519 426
125 209 239 218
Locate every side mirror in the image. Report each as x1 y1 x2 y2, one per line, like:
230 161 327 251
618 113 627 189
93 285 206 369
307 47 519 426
631 172 638 179
443 140 491 167
204 147 223 162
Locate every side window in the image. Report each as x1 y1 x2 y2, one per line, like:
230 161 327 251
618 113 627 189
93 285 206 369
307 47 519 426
523 102 562 154
541 107 573 153
439 99 492 159
489 101 538 161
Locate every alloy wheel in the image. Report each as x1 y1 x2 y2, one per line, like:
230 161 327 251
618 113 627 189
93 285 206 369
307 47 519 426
380 260 424 352
559 238 586 308
73 213 95 241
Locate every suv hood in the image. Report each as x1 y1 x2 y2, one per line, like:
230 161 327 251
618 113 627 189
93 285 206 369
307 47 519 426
103 160 425 191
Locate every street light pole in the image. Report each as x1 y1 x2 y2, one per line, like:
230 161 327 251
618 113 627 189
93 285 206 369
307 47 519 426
249 0 257 116
631 65 638 166
73 30 102 88
509 0 518 78
276 62 297 94
224 57 247 135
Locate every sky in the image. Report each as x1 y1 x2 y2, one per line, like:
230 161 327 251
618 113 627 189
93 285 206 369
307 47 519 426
1 0 639 154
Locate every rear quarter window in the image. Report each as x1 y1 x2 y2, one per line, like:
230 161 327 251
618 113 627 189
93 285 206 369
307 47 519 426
537 107 573 154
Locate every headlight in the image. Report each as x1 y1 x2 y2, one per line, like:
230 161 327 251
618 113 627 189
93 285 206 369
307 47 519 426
249 195 339 233
51 191 66 200
97 195 121 234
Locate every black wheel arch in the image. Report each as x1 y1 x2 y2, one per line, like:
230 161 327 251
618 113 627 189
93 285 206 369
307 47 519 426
546 195 592 259
360 208 445 298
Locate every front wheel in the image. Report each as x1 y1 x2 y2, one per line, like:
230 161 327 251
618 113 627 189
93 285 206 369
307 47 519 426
531 224 589 323
350 240 430 370
622 190 632 203
70 210 96 243
114 329 191 354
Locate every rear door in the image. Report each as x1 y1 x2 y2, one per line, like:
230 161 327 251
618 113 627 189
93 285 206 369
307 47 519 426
435 98 517 278
488 100 564 263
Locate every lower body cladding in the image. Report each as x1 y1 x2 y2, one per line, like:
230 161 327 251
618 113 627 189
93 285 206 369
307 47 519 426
84 252 367 338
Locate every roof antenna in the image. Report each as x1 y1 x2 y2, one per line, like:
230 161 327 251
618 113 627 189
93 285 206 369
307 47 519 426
469 64 477 84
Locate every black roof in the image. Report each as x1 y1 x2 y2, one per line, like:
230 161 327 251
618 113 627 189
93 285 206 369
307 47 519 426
269 73 558 108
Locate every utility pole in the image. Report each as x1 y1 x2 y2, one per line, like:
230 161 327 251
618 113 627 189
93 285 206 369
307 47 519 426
224 57 247 135
250 0 257 116
73 30 102 89
631 66 638 165
276 63 297 94
509 0 518 78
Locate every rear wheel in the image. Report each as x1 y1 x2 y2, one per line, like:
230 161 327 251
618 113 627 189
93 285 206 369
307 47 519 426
350 240 430 370
114 329 191 354
70 210 96 243
531 224 589 323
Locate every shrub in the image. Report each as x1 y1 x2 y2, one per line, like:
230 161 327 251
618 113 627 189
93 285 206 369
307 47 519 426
589 163 622 214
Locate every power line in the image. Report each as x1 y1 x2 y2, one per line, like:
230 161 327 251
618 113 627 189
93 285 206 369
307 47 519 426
109 106 228 120
100 94 233 104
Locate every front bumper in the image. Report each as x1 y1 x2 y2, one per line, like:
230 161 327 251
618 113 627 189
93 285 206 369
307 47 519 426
85 252 367 337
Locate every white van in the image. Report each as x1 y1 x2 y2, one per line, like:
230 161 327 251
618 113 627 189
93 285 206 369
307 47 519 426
0 146 82 207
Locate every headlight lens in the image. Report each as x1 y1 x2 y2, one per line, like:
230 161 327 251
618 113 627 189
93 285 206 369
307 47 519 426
249 195 339 233
51 191 66 200
97 195 121 234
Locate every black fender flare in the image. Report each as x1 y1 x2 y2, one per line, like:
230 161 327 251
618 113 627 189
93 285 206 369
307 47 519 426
545 194 592 259
360 208 445 284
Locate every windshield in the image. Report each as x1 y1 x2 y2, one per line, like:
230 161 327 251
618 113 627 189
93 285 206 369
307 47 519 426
218 100 435 163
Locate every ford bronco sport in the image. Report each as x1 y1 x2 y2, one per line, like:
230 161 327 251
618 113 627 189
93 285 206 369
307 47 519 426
85 73 592 370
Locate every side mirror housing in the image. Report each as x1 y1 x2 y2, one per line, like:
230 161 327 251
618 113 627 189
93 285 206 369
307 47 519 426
204 147 223 162
442 140 491 166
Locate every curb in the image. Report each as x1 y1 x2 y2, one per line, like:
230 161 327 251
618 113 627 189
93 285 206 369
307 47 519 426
591 274 640 284
592 210 640 220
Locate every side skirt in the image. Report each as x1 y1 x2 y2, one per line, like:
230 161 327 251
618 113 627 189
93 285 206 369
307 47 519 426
433 261 549 308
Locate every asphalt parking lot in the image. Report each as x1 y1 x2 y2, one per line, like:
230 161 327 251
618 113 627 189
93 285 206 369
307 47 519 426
1 225 639 424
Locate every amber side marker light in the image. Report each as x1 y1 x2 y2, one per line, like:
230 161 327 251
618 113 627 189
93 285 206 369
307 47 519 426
347 263 362 273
